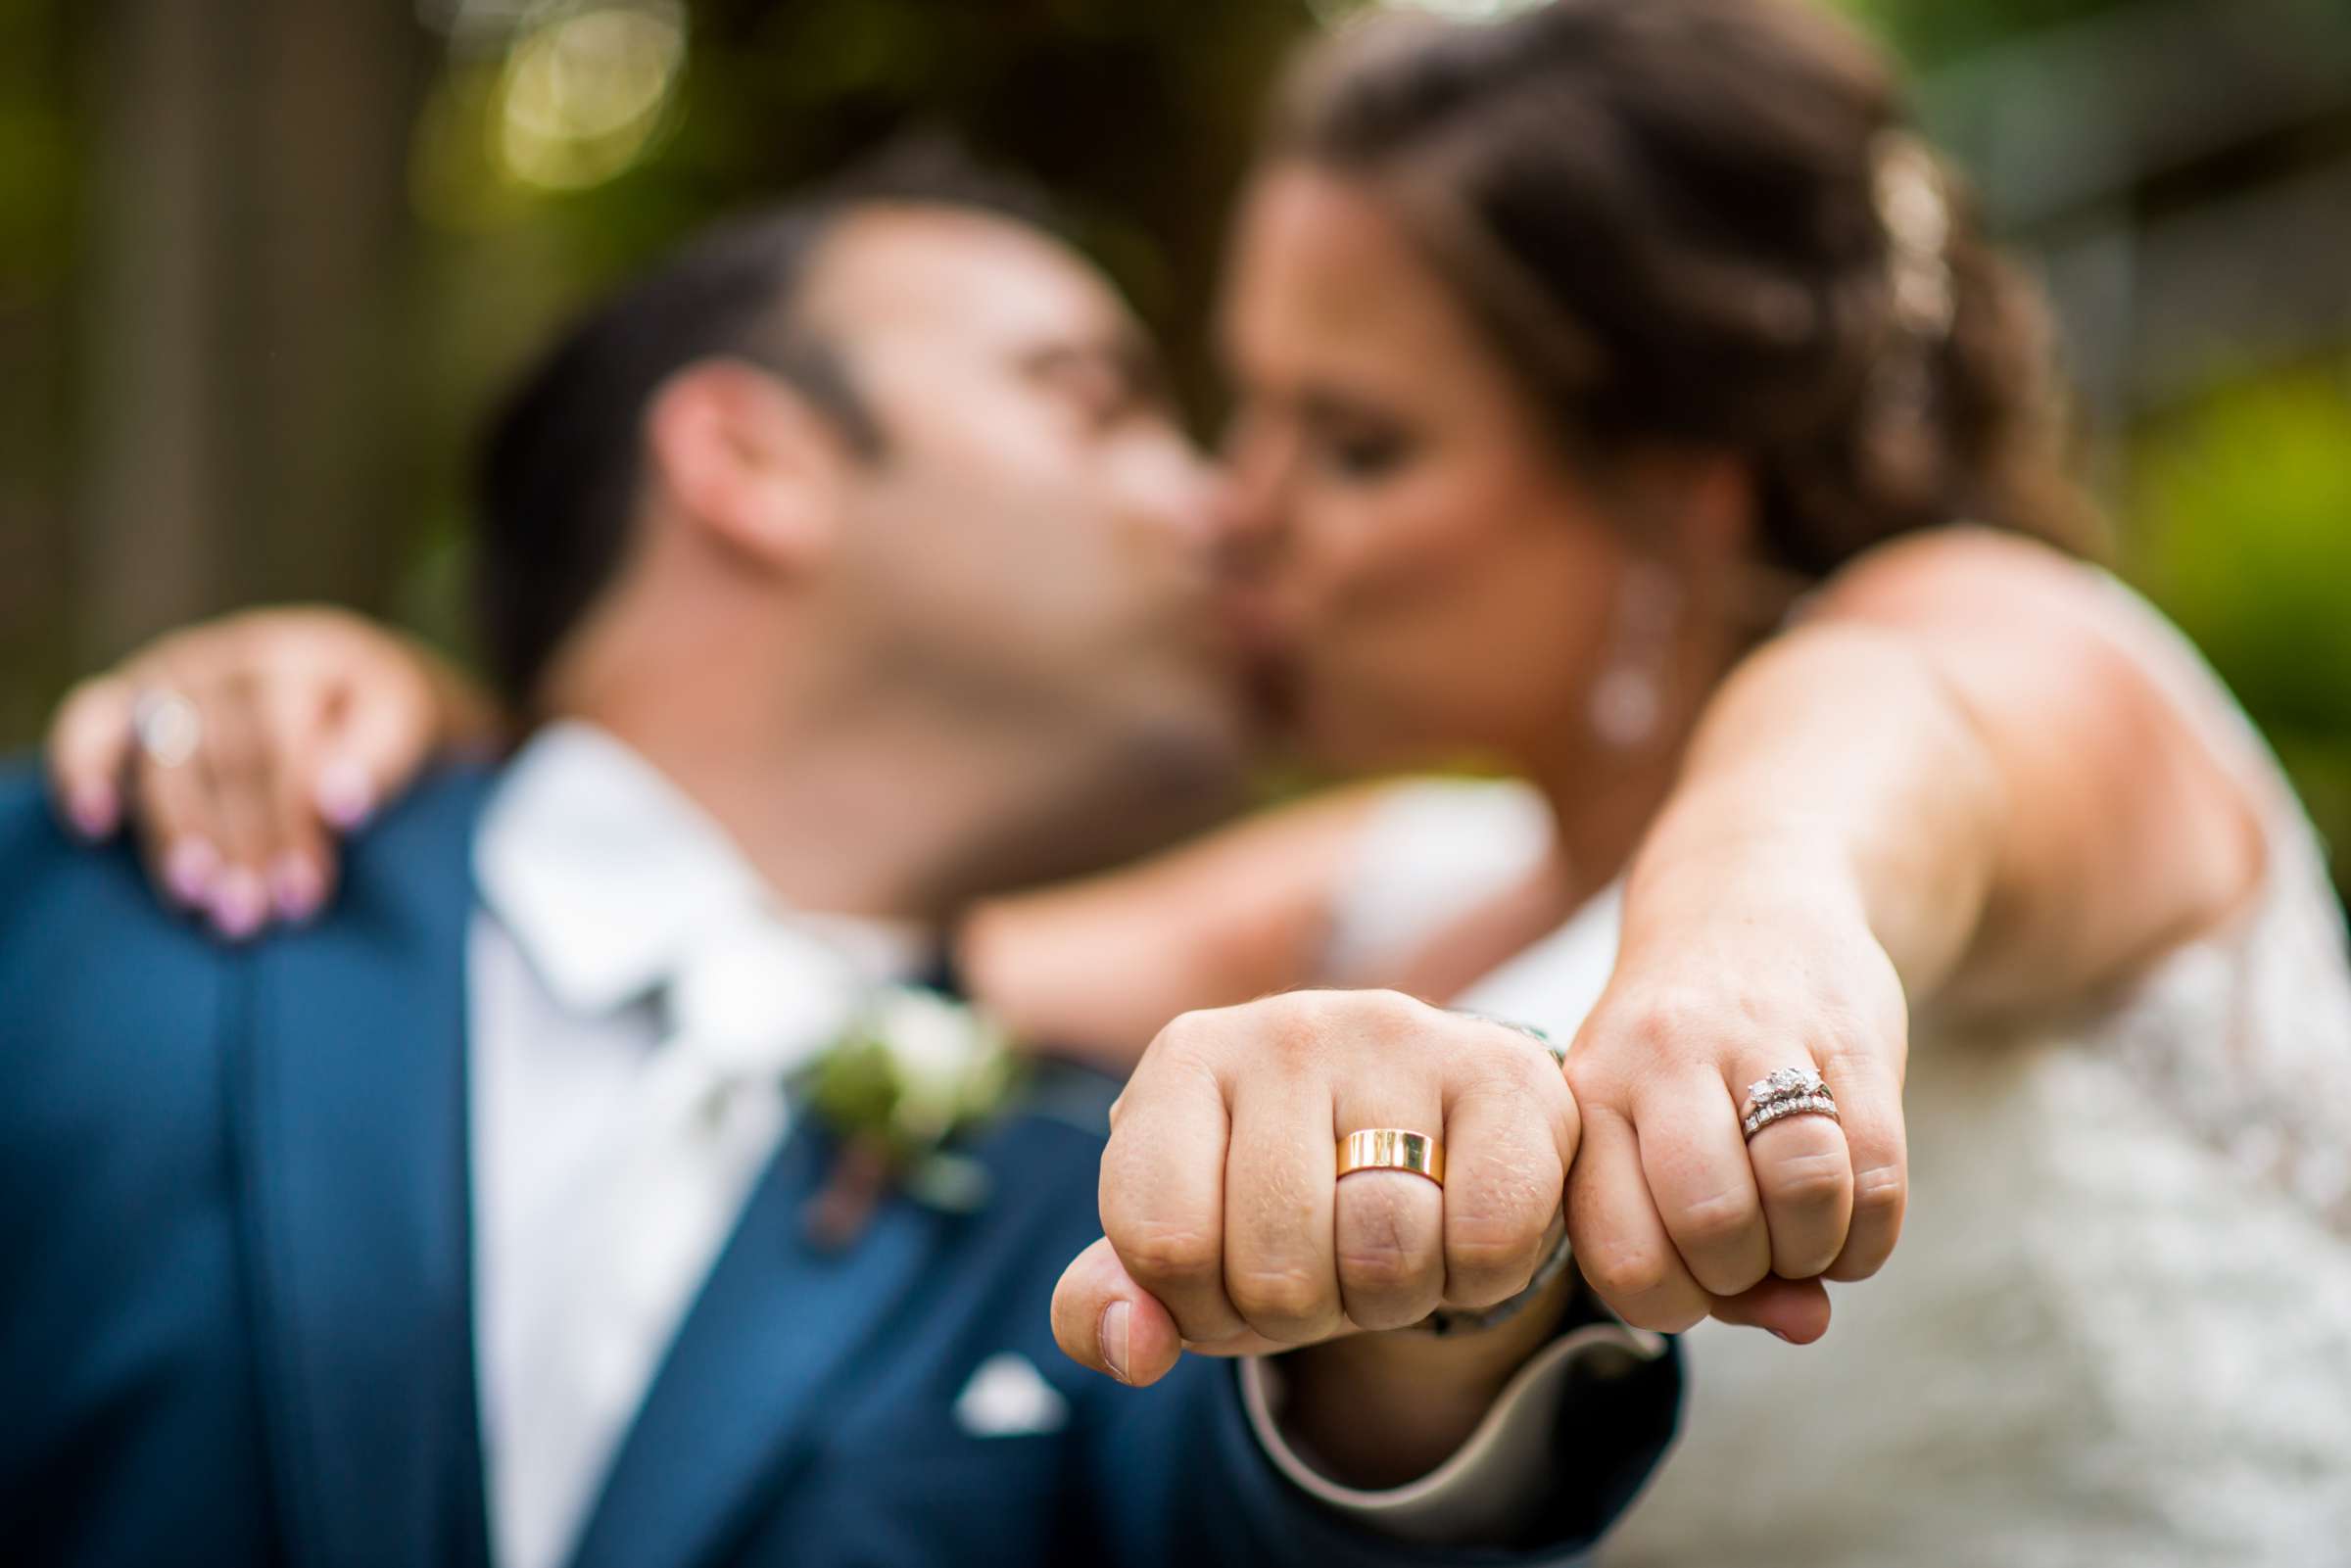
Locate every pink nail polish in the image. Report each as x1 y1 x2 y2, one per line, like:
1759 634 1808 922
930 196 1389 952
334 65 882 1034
1101 1301 1132 1385
165 839 220 906
68 783 119 839
270 855 324 922
211 869 267 941
315 761 374 831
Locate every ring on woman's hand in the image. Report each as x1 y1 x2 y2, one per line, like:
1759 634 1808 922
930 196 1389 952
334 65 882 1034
1741 1066 1839 1141
1337 1128 1445 1187
130 689 202 770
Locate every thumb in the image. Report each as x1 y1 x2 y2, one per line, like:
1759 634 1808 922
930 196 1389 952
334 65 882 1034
1050 1236 1185 1388
1708 1273 1833 1345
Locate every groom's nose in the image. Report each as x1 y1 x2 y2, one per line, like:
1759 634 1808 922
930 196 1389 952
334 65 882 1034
1206 416 1289 571
1116 435 1222 550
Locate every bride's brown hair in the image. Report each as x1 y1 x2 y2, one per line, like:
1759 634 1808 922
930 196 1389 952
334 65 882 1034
1272 0 2102 574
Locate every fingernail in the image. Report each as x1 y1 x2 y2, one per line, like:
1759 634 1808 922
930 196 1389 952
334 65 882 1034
315 760 374 831
1100 1301 1132 1385
67 783 119 839
1770 1329 1798 1344
210 868 267 941
165 838 220 906
270 854 325 923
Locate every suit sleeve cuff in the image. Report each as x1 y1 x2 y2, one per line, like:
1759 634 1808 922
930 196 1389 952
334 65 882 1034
1237 1313 1670 1547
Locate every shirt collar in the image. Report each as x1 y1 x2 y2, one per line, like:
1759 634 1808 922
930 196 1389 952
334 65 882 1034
474 721 931 1016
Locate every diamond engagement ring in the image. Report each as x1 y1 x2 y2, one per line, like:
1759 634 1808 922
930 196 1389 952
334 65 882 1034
1741 1065 1839 1141
130 689 202 770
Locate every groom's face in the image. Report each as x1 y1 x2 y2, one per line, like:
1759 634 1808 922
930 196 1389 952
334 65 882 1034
803 208 1255 789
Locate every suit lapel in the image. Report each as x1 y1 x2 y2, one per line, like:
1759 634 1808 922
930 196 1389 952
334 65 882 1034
568 1126 939 1568
239 769 497 1568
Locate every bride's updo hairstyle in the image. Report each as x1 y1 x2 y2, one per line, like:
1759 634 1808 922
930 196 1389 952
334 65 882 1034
1272 0 2100 576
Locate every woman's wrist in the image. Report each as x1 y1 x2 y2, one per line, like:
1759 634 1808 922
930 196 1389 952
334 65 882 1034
1621 802 1876 971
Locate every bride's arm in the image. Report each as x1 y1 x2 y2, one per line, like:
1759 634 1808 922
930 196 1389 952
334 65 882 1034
1661 527 2262 1015
957 782 1402 1069
1564 526 2265 1336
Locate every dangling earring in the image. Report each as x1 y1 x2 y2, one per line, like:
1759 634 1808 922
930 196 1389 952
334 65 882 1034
1588 561 1683 751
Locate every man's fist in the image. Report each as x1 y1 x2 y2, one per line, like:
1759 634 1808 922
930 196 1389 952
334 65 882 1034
1051 990 1576 1386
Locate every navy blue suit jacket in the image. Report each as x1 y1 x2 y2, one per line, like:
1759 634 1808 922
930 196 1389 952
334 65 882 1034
0 765 1678 1568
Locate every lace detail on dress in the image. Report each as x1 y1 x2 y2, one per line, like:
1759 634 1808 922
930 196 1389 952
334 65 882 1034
2096 783 2351 1233
2087 572 2351 1236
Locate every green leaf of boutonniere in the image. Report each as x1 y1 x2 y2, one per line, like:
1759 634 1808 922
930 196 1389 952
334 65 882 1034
802 987 1023 1239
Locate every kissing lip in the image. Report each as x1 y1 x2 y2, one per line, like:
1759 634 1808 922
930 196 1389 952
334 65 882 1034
1206 584 1303 730
1211 575 1293 660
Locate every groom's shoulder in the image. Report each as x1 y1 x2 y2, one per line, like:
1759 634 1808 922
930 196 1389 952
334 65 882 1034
0 759 212 970
0 759 497 1059
0 762 247 1163
0 758 486 947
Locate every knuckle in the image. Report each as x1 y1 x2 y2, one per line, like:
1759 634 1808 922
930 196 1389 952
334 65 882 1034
1850 1161 1908 1225
1759 1151 1853 1212
210 737 266 787
1579 1242 1671 1307
1110 1220 1221 1289
1355 987 1424 1031
1151 1009 1222 1065
1447 1197 1547 1283
1446 1242 1539 1307
1336 1234 1427 1293
1460 1034 1551 1100
1562 1051 1619 1106
1312 988 1425 1057
1335 1190 1436 1292
1669 1185 1761 1252
1618 992 1720 1058
1227 1265 1333 1329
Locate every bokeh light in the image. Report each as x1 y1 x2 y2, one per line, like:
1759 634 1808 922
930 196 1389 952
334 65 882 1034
1308 0 1551 25
494 1 687 192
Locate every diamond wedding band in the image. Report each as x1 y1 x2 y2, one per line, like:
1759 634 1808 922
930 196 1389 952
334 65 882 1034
1741 1065 1839 1141
131 689 202 770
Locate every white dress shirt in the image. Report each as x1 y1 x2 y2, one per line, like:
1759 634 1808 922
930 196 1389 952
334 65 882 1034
465 724 1651 1568
470 724 933 1568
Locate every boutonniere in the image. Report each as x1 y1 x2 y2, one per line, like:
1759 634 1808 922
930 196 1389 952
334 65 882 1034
800 985 1022 1249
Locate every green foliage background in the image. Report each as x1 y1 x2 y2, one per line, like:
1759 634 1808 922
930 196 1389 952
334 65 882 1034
1 0 2344 901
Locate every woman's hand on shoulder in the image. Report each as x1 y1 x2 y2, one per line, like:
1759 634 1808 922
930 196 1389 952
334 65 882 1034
46 605 503 939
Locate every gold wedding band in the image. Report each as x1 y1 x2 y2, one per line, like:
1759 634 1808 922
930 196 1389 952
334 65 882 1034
1336 1128 1444 1187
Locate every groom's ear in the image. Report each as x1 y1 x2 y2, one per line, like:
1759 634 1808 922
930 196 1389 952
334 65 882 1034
644 356 852 575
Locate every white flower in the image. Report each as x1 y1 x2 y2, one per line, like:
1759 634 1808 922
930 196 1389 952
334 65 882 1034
861 986 1012 1143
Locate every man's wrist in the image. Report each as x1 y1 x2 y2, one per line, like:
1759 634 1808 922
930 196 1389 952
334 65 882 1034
1269 1266 1580 1489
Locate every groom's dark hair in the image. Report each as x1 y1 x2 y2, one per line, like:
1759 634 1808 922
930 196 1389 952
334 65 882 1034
472 137 1056 710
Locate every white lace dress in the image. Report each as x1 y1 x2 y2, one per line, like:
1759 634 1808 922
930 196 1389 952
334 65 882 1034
1326 593 2351 1567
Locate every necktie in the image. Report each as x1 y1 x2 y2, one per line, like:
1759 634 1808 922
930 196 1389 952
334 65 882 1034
499 909 868 1568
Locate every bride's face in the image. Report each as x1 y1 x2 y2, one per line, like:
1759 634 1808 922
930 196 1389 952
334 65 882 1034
1212 165 1628 772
